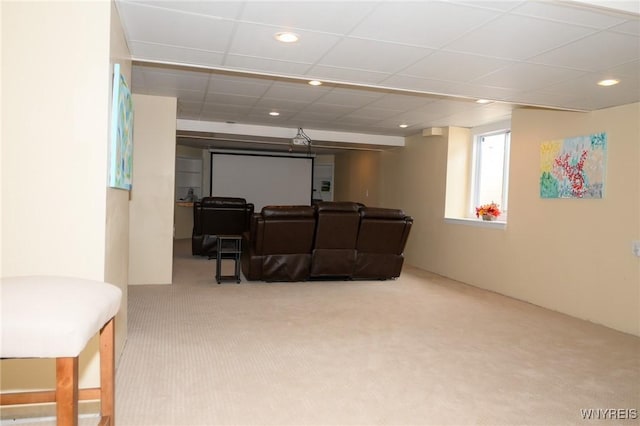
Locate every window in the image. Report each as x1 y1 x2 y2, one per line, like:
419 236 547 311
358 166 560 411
471 130 510 219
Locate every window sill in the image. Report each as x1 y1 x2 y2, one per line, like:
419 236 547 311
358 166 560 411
444 217 506 229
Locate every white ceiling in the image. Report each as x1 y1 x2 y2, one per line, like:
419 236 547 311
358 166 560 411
116 0 640 150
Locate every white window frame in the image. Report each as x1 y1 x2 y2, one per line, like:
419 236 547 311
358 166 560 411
469 128 511 220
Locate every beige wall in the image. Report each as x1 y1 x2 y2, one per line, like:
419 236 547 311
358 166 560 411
444 127 473 218
1 0 128 391
174 205 193 240
374 104 639 336
174 145 204 240
129 94 177 285
334 150 381 206
504 105 639 335
2 2 110 277
106 0 131 364
1 0 4 277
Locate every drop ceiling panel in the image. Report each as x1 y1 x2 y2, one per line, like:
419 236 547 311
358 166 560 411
305 65 391 85
239 1 378 34
511 1 628 28
180 110 204 121
531 31 640 71
365 93 435 110
228 22 341 63
401 51 514 82
610 19 640 36
118 2 235 52
442 83 522 103
241 113 298 126
172 89 206 102
251 97 310 111
378 75 455 95
126 0 244 19
115 0 639 147
345 107 406 120
317 38 433 74
201 103 253 116
350 2 498 48
445 14 596 60
473 63 586 91
223 55 312 76
543 73 640 107
129 41 226 67
137 68 210 92
609 59 640 77
411 99 479 120
261 81 331 102
313 88 383 108
199 110 248 122
246 108 299 121
207 76 271 98
291 110 346 122
203 93 259 107
390 107 444 124
300 103 359 115
334 116 381 127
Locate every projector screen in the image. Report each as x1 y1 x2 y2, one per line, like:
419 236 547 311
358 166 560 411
210 152 314 211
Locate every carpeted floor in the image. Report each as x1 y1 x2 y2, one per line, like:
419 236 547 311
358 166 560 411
4 239 639 425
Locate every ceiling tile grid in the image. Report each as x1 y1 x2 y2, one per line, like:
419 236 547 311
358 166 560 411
116 0 640 146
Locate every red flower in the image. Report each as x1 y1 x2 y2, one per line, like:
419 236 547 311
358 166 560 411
475 202 501 218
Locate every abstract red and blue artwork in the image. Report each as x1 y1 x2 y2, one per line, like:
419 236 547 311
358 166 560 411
540 132 607 199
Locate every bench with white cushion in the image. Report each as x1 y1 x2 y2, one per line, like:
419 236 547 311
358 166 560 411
0 276 122 426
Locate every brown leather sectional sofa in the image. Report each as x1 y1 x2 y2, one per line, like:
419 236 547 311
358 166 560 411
241 201 413 282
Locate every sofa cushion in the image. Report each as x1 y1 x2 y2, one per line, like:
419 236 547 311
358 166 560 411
315 201 360 213
261 205 315 219
359 207 407 220
201 196 246 208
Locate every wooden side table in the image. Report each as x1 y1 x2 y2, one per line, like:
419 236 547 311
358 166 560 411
216 235 242 284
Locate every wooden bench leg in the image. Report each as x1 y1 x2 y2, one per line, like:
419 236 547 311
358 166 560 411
56 357 79 426
99 317 115 426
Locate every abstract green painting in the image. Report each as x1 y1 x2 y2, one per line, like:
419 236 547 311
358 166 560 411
109 63 134 190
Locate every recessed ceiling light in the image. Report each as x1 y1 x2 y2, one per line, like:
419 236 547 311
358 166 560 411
399 124 409 128
476 99 492 104
269 111 280 116
308 80 322 86
597 79 620 87
274 32 299 43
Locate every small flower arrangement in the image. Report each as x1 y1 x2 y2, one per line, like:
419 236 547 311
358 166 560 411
475 202 501 220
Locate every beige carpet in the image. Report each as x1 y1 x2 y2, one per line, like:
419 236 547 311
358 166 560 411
4 239 639 425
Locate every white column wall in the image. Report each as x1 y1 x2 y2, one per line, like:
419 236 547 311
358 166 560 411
129 94 177 285
1 0 123 392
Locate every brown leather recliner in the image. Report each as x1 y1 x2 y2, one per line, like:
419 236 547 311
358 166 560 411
353 207 413 279
192 197 254 256
241 206 316 282
309 201 362 278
